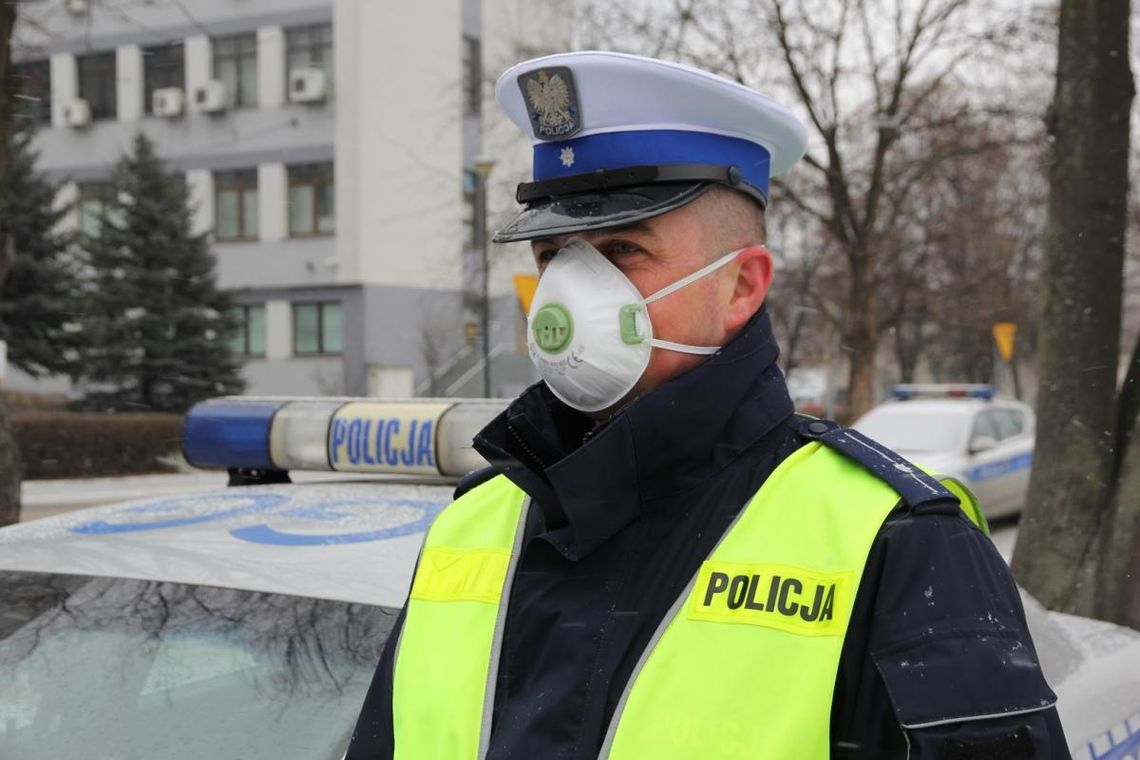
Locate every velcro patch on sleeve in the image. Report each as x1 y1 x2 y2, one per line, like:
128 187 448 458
686 561 853 637
410 546 511 605
937 727 1035 760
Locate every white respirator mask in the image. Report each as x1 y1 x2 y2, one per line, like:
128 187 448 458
527 236 744 413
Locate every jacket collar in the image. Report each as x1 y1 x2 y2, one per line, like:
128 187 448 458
473 307 794 557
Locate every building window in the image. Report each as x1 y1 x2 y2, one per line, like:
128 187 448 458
229 304 266 357
462 36 481 116
13 59 51 124
143 42 185 114
462 169 478 248
288 163 335 236
213 33 258 108
77 52 117 120
214 169 259 241
77 182 110 238
285 23 333 97
293 301 343 355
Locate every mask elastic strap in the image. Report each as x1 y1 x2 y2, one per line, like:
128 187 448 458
650 338 720 355
643 247 745 305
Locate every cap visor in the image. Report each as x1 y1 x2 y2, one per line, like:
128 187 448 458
492 182 712 243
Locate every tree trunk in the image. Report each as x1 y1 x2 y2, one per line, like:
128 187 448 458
0 0 20 526
1011 0 1133 619
782 308 807 382
0 398 20 527
1096 399 1140 628
845 258 880 419
1085 330 1140 627
894 319 923 384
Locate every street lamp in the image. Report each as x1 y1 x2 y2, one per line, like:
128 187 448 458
473 156 496 398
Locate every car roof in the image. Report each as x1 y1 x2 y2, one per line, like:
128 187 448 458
0 479 455 609
863 398 1032 417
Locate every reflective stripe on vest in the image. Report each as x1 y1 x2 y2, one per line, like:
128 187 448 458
392 474 530 760
392 443 902 758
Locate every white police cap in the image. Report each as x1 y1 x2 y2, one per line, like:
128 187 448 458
493 50 808 243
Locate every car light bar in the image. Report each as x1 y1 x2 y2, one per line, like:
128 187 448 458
183 397 508 477
891 384 996 400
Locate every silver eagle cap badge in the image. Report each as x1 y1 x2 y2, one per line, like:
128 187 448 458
518 66 581 140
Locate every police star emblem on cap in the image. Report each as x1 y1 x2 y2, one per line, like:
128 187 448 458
519 66 581 140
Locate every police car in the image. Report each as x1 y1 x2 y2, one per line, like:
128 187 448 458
852 384 1035 518
0 396 1134 759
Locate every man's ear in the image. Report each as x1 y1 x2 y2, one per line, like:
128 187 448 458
724 245 773 333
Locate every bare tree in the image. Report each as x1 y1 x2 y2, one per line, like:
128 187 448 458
580 0 1039 416
906 134 1047 387
0 0 23 527
1011 0 1137 628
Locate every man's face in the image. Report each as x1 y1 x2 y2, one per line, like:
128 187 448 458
530 201 742 407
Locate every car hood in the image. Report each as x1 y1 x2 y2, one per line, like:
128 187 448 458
1022 592 1140 757
0 480 455 609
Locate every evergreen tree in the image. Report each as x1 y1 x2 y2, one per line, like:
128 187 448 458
75 132 244 411
0 121 81 378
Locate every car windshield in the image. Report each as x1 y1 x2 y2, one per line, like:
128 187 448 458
852 408 967 454
0 570 396 760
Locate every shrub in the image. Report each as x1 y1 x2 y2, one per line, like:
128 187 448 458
12 412 184 479
1 390 70 412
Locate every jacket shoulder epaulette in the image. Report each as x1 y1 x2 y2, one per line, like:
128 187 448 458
794 417 957 513
453 465 499 500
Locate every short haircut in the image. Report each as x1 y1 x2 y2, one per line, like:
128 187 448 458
691 184 768 256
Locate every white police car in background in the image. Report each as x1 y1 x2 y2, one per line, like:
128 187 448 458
0 396 1135 759
852 384 1035 518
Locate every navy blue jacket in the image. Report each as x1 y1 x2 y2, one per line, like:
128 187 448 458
347 308 1069 759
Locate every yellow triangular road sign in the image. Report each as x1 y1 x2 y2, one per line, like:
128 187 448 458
514 274 538 315
992 322 1017 362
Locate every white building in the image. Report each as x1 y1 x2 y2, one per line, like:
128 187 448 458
8 0 565 400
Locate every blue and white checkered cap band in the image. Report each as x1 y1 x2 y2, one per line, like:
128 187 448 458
533 130 772 197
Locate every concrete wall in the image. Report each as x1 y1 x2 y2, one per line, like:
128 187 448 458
257 27 287 110
334 0 464 292
13 0 548 401
116 45 143 121
14 1 332 59
215 237 338 291
30 106 334 183
240 357 343 396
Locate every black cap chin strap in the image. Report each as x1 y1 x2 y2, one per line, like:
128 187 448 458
515 163 768 208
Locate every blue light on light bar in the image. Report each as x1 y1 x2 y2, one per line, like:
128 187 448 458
181 396 509 477
890 384 996 400
183 399 284 470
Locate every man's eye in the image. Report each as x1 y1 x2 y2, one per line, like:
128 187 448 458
605 241 641 256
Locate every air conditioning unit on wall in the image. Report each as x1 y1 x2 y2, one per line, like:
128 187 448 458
62 99 91 128
288 68 327 103
152 87 185 118
193 80 228 113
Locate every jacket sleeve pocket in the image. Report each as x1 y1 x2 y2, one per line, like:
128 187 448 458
873 628 1068 758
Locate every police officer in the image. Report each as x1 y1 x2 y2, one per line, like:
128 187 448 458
347 51 1069 759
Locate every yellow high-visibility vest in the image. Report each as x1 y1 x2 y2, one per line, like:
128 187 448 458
391 441 970 759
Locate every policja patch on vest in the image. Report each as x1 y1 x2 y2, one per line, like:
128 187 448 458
518 66 581 140
687 560 853 636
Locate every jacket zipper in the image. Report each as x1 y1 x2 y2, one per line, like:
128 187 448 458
506 418 550 472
